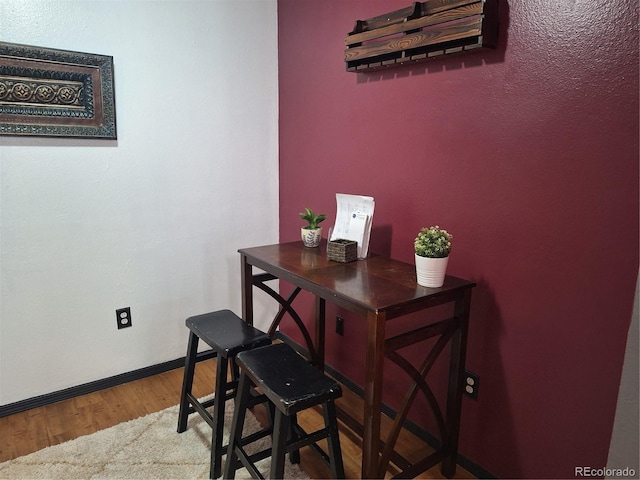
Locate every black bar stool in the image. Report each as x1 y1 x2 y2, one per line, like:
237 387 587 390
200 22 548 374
176 310 271 479
224 342 345 479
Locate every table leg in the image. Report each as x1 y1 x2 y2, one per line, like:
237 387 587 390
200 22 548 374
240 254 253 325
441 288 472 477
315 296 326 372
362 311 386 479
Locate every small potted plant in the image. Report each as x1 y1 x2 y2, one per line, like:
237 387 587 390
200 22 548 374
299 207 326 247
414 225 452 287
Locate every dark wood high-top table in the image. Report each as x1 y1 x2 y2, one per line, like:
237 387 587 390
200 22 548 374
239 241 475 479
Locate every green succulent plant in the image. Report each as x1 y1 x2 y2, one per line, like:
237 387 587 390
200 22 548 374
299 208 327 230
414 225 452 258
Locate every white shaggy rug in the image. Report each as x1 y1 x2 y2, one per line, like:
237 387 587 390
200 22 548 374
0 400 309 479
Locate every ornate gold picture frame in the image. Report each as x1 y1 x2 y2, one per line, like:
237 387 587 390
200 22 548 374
0 42 116 139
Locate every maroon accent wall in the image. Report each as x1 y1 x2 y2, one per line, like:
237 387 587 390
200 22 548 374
277 1 639 478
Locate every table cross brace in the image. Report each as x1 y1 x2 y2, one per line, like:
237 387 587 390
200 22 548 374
380 317 459 478
251 273 319 364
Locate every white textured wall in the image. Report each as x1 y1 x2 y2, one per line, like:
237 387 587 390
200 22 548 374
607 272 640 476
0 0 279 406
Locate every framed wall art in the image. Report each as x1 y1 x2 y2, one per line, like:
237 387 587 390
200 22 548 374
0 42 117 139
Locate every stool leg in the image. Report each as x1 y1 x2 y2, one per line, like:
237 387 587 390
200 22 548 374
289 413 300 464
323 399 345 479
270 409 291 480
209 355 229 479
223 373 251 480
230 357 240 386
177 332 199 433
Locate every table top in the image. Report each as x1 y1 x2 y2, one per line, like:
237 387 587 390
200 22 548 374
239 241 475 319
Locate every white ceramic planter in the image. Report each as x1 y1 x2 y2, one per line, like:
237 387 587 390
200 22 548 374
301 227 322 247
415 254 449 287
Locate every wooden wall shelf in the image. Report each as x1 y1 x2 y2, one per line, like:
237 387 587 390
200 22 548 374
344 0 499 72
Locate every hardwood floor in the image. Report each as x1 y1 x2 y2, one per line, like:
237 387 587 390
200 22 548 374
0 359 474 479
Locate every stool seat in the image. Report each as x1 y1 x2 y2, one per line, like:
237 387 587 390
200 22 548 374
177 309 271 479
225 343 345 479
186 310 271 358
237 342 342 415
